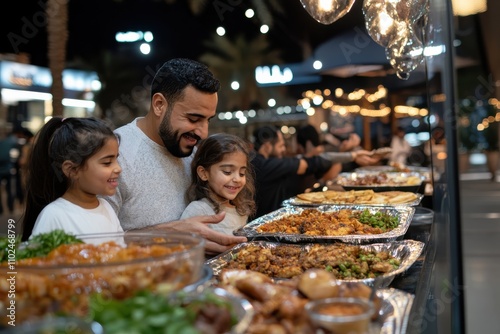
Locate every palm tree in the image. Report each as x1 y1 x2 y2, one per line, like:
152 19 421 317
46 0 68 117
83 51 148 126
164 0 283 26
199 33 287 111
43 0 285 117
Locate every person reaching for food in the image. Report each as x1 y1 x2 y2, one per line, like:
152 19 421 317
251 126 371 219
180 133 256 236
295 125 374 192
323 131 383 170
21 117 123 240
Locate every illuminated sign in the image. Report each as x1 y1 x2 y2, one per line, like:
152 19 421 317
255 65 293 84
0 61 100 92
115 31 153 43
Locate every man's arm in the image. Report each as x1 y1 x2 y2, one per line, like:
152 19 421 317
132 212 247 255
296 158 309 174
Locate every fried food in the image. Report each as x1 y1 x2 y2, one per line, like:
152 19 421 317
216 269 383 333
295 189 418 205
382 191 419 204
256 208 398 236
224 243 401 280
297 269 340 300
0 241 198 324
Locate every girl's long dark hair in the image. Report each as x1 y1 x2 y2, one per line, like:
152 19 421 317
188 133 256 217
21 117 117 241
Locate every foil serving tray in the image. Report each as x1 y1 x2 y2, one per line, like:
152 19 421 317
212 285 413 334
234 205 415 244
376 288 414 334
206 239 425 288
355 165 440 183
333 172 424 193
282 193 424 208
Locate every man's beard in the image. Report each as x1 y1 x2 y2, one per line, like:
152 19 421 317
158 116 198 158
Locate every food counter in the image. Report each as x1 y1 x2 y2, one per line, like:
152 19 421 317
0 165 442 333
203 179 438 333
0 201 445 334
391 211 436 333
211 172 435 333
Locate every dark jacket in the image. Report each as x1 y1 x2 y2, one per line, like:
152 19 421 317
250 153 332 219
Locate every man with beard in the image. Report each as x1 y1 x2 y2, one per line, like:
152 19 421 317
251 126 335 219
104 58 246 254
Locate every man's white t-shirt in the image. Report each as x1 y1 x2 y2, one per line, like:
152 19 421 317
103 118 193 230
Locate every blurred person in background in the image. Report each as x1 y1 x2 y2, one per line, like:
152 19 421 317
323 131 383 171
390 126 412 165
0 130 17 214
12 127 34 205
295 125 373 192
251 125 364 219
17 128 34 195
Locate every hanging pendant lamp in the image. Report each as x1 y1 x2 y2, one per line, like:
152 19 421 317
300 0 356 24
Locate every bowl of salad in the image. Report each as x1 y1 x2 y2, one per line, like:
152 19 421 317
88 287 254 334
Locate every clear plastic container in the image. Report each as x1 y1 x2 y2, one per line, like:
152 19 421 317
412 207 434 225
0 231 205 325
305 297 375 334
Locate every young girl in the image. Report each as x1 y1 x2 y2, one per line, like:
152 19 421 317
21 117 123 241
180 133 256 235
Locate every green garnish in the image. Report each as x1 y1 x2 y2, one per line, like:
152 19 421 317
356 209 399 231
88 290 235 334
0 229 83 262
0 235 22 262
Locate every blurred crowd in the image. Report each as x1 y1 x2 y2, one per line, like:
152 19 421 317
0 126 33 214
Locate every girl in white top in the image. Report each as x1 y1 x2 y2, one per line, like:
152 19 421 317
21 117 123 240
181 134 256 235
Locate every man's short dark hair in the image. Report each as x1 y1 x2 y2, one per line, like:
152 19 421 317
151 58 220 104
297 124 321 148
252 126 279 151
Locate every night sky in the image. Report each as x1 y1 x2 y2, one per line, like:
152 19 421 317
1 0 366 69
1 0 388 114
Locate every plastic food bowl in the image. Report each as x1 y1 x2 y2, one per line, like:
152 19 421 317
0 232 205 325
305 297 375 334
171 287 254 334
411 207 434 225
